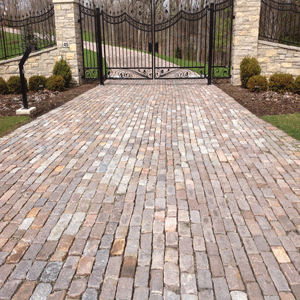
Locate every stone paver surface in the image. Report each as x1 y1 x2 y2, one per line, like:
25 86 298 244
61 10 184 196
0 80 300 299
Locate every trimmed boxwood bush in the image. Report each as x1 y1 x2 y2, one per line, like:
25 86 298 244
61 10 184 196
269 73 294 93
247 75 268 92
53 58 72 87
7 76 28 94
293 75 300 95
240 56 261 88
46 75 65 92
29 75 46 92
0 77 9 94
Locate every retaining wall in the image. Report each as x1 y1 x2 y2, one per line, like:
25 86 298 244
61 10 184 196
257 40 300 78
0 46 59 81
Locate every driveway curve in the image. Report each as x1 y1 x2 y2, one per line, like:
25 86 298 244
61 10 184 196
0 80 300 299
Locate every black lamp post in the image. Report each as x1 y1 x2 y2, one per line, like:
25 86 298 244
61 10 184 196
19 45 33 109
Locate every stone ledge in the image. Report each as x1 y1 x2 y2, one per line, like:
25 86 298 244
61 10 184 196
0 46 58 65
258 40 300 52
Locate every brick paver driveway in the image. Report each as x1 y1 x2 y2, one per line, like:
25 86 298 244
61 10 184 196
0 80 300 300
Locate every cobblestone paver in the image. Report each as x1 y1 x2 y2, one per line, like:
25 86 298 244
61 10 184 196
0 80 300 299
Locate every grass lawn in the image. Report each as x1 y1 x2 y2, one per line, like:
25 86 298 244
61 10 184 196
0 31 56 60
261 113 300 141
0 32 22 60
0 116 31 137
83 30 95 43
156 53 230 78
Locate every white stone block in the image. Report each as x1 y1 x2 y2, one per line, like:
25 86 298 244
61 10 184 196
16 107 36 116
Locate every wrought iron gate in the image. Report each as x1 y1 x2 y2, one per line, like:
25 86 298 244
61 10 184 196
79 0 233 84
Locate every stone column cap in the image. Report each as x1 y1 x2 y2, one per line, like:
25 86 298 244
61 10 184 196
52 0 79 4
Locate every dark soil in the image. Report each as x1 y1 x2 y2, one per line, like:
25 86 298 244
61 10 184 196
0 83 97 118
214 79 300 117
1 80 300 120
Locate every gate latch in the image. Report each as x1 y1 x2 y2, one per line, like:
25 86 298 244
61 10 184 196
149 42 159 53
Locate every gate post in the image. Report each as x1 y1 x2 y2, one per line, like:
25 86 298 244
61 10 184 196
95 8 104 85
231 0 261 85
53 0 84 85
207 2 215 85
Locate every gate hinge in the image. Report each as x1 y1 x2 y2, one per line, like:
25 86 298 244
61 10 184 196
78 19 81 23
232 15 235 19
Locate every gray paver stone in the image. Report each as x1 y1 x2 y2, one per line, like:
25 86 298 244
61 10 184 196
30 283 52 300
230 291 248 300
82 288 98 300
40 262 63 282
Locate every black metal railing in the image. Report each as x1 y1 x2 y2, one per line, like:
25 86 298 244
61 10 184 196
0 5 56 61
259 0 300 47
212 0 233 79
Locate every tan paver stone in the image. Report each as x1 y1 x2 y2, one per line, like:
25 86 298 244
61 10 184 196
165 217 176 231
12 281 36 300
51 235 74 261
47 290 67 300
110 239 125 256
77 256 95 275
121 256 137 278
83 215 97 227
31 213 49 229
68 278 87 298
279 292 296 300
6 242 29 264
0 238 8 249
54 166 65 173
272 246 291 263
37 241 58 261
27 208 41 218
154 211 165 221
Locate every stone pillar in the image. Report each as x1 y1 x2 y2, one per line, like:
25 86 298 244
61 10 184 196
231 0 261 85
53 0 83 85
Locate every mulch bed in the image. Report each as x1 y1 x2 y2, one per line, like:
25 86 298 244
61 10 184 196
1 79 300 120
0 83 97 118
214 79 300 117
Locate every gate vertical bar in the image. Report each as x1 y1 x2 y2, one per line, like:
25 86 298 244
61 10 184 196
102 11 107 79
95 8 104 85
208 2 214 85
79 4 84 79
151 0 155 79
228 0 234 77
1 22 7 60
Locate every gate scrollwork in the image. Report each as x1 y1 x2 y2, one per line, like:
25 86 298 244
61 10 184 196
80 0 233 82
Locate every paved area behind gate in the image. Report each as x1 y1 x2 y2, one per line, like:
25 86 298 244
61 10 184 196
0 80 300 300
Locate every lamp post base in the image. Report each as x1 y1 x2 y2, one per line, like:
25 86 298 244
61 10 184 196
16 107 36 116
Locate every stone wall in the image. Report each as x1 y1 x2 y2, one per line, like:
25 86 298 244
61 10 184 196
53 0 83 85
231 0 261 86
231 0 300 85
0 47 59 81
0 0 83 85
257 40 300 78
